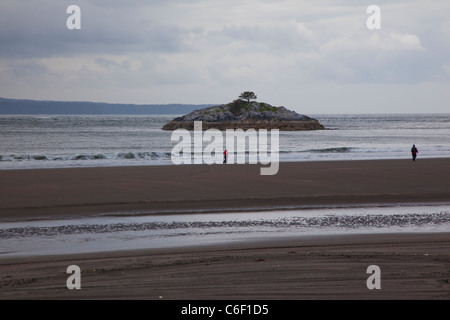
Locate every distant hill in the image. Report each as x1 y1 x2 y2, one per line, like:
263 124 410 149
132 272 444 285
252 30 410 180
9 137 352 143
0 97 214 115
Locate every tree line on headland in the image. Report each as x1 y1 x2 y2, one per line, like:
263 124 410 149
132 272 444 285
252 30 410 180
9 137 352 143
0 97 211 115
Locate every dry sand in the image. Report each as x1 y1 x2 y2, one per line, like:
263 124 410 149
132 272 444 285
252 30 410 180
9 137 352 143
1 159 450 300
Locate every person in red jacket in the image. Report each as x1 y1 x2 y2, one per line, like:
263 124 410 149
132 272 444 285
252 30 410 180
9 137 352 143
223 149 228 164
411 145 418 161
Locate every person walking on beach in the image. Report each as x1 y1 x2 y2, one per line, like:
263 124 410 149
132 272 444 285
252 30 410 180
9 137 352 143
411 144 418 161
223 149 228 164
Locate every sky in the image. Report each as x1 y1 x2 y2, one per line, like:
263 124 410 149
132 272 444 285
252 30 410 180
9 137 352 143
0 0 449 114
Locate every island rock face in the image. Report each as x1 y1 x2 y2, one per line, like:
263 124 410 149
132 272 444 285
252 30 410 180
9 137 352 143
162 102 325 131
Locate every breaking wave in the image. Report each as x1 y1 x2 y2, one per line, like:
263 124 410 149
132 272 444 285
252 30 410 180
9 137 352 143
0 152 172 162
304 147 353 153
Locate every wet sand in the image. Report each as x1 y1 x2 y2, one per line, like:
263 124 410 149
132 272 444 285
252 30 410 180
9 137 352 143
1 159 450 300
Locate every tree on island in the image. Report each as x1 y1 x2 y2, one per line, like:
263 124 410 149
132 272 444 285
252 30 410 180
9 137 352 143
239 91 257 103
229 91 258 115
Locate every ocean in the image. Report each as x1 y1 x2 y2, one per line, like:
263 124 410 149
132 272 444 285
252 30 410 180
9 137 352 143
1 113 450 170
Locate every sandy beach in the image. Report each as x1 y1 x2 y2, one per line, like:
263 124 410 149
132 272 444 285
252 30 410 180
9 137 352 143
1 158 450 300
1 158 450 220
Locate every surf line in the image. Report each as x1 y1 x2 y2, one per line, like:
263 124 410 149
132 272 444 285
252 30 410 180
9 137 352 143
170 121 279 175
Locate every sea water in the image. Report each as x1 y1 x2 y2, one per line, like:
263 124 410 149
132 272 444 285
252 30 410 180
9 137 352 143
1 113 450 170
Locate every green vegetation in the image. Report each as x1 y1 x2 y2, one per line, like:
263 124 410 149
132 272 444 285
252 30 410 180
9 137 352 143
258 103 278 112
226 92 279 115
228 99 247 115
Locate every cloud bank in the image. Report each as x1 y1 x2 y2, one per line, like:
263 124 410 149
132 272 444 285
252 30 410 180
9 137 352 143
0 0 449 113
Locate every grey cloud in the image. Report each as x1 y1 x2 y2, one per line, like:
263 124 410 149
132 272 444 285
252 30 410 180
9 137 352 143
7 59 50 78
207 22 316 54
0 1 192 59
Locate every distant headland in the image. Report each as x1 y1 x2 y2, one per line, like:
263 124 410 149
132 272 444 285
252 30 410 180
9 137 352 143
0 97 211 115
162 92 325 131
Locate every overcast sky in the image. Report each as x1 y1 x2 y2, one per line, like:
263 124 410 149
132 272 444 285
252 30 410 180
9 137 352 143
0 0 449 113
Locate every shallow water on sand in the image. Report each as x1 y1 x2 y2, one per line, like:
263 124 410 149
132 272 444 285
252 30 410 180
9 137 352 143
1 204 449 258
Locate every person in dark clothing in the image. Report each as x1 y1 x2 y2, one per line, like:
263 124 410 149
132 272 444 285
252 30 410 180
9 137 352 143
411 145 418 161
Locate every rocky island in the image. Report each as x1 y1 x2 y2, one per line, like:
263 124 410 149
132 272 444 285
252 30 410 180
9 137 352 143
162 92 325 131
